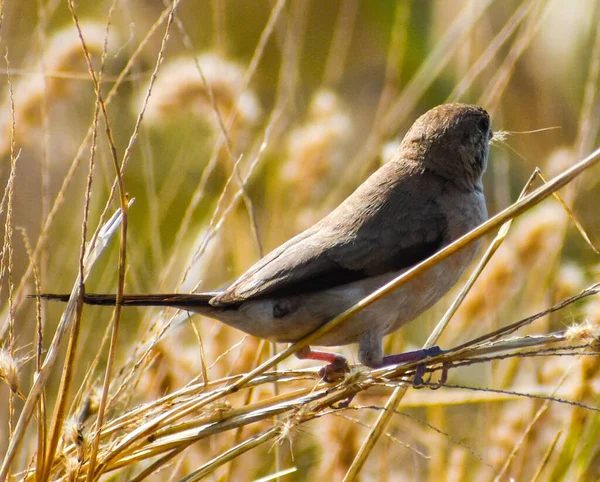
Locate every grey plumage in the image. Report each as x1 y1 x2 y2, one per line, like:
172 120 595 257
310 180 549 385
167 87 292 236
38 103 492 369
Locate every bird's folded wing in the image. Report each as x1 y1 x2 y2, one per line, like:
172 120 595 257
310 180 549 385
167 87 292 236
211 186 447 306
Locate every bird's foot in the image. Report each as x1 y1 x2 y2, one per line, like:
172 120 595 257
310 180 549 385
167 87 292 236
296 346 350 382
427 362 450 389
381 345 443 365
332 393 356 409
381 346 445 388
412 361 450 389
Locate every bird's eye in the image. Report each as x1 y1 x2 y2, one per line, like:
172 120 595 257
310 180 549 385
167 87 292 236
477 117 490 134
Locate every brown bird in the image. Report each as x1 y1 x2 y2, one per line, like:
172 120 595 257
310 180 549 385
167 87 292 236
38 103 492 375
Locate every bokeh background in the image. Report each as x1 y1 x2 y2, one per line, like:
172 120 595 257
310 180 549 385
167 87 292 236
1 0 600 480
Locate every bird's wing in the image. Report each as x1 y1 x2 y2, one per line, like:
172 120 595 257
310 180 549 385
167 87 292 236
212 171 447 306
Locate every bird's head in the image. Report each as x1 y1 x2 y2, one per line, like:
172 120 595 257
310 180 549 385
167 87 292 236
399 103 492 191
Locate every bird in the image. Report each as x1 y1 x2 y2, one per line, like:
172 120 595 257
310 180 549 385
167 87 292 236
37 103 492 376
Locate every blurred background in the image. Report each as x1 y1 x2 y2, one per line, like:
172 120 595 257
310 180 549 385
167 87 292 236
1 0 600 480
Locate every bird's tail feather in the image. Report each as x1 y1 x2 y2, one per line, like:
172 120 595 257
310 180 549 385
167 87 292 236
33 293 215 308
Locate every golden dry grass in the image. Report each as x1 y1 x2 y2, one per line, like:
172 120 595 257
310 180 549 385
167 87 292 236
1 1 600 481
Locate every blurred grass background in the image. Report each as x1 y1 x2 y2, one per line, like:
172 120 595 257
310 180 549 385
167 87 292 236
1 0 600 480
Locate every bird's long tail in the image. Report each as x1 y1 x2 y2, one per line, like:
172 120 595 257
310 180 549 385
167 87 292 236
33 293 215 308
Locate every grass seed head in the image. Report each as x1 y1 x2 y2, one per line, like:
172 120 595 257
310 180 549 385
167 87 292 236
140 53 262 131
0 348 20 394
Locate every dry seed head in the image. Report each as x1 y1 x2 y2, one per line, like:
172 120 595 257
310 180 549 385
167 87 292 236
0 348 20 394
11 75 46 128
572 308 600 382
44 22 116 74
0 22 118 154
274 416 297 448
281 89 352 227
565 321 600 343
490 129 508 144
141 53 261 129
283 89 352 196
64 416 85 448
17 22 118 114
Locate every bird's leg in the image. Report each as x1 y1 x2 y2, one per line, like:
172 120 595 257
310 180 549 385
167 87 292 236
381 346 444 388
296 346 349 381
381 345 443 365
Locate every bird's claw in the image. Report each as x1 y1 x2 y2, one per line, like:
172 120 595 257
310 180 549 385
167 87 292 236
412 364 427 388
412 360 450 389
332 392 356 409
